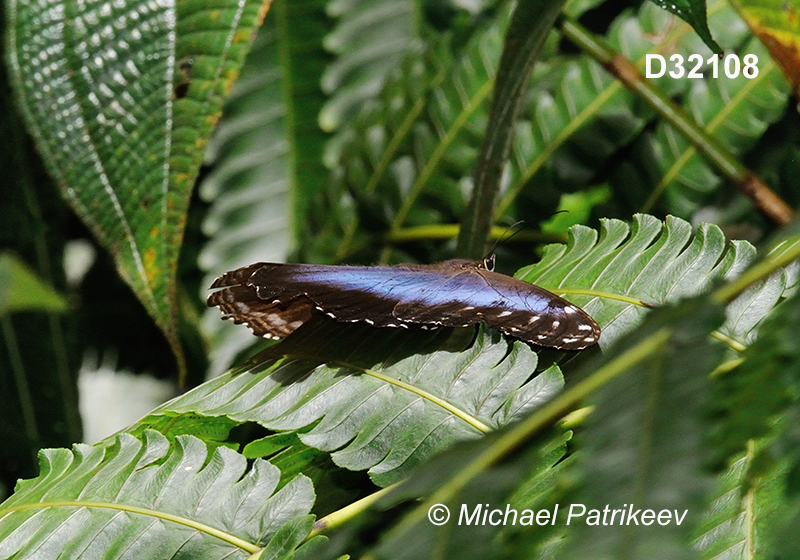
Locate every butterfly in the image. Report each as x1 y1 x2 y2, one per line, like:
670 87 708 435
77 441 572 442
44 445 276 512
207 256 600 350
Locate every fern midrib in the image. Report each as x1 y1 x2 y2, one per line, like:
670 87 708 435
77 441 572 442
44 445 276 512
0 501 259 553
286 354 492 433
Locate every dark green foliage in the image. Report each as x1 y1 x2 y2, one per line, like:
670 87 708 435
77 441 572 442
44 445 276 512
0 431 320 559
0 59 82 492
564 298 726 560
139 323 561 486
362 430 573 560
3 0 800 557
648 0 722 53
709 289 800 469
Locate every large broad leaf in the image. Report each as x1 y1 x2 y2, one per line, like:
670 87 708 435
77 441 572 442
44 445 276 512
0 430 319 559
6 0 270 369
520 214 787 347
142 324 563 487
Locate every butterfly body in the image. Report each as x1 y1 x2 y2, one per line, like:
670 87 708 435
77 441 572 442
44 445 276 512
207 258 600 350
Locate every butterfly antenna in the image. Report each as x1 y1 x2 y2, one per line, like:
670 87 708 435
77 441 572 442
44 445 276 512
484 220 526 259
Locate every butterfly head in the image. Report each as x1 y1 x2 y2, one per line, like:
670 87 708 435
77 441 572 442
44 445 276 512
479 254 496 271
443 256 496 271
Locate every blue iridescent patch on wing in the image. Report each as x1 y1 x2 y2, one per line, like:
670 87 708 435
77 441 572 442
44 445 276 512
207 258 600 350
